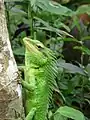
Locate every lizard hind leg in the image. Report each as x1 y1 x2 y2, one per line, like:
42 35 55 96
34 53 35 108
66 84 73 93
25 108 36 120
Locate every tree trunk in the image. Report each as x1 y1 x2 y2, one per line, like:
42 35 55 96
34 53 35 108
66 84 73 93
0 0 25 119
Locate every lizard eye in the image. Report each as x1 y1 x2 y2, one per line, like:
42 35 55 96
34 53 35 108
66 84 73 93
36 43 44 50
37 45 42 48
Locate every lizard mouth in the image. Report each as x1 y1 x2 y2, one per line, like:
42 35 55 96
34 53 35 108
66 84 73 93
23 37 39 53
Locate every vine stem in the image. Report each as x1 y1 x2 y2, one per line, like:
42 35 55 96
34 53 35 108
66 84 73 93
28 2 34 38
5 3 11 38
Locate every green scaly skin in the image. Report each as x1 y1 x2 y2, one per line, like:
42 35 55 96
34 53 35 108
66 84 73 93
22 37 57 120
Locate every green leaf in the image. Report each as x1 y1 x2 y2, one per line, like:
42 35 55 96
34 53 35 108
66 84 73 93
74 46 90 55
61 38 80 43
76 4 90 15
34 0 74 16
54 113 67 120
10 7 27 16
13 47 25 56
54 22 70 32
5 0 23 2
30 0 37 7
86 64 90 77
55 106 85 120
42 0 73 16
57 62 87 76
34 17 72 37
81 36 90 41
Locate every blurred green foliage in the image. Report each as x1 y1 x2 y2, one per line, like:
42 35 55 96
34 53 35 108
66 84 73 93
5 0 90 119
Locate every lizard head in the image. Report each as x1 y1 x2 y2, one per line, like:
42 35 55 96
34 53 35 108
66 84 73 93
23 37 53 66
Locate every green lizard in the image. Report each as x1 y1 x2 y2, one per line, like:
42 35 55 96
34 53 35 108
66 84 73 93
22 37 57 120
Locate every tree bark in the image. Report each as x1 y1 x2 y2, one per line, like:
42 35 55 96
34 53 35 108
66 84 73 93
0 0 25 119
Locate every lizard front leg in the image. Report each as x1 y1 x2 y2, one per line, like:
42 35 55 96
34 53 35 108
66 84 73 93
21 80 36 120
21 80 35 91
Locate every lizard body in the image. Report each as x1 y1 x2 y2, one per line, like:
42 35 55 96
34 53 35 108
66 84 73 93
22 37 57 120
